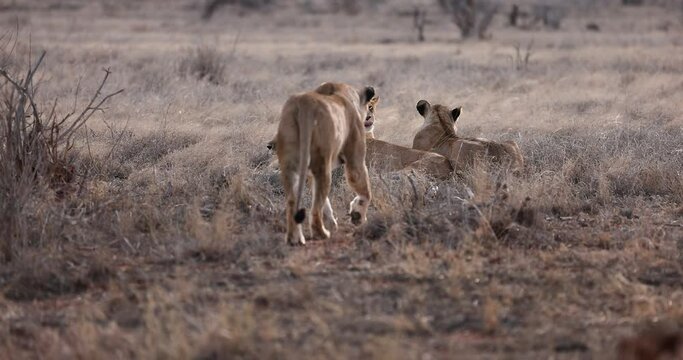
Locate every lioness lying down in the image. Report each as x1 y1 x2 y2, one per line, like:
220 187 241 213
413 100 524 172
275 82 375 245
268 97 453 179
363 97 453 180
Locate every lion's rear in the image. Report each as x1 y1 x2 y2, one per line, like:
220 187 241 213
275 96 302 170
275 84 374 245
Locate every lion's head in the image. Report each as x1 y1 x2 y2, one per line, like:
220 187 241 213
416 99 461 138
364 95 380 134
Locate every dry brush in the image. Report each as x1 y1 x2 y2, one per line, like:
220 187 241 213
0 37 123 262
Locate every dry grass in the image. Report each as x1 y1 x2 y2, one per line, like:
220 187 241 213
1 1 682 359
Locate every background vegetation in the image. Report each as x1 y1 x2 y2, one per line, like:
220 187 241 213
0 0 682 358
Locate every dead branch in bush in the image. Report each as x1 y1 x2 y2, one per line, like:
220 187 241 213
58 69 123 142
512 40 534 71
0 48 123 262
101 116 131 165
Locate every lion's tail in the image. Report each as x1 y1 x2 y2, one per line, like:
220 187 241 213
293 100 312 224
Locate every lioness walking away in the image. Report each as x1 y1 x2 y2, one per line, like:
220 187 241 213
275 82 375 245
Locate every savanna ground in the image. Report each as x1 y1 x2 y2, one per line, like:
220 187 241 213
1 0 682 358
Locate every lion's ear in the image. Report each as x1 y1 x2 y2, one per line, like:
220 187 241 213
315 82 336 95
362 86 376 104
416 100 430 117
451 106 462 122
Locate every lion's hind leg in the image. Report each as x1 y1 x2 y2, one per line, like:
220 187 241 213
280 163 306 246
310 161 332 239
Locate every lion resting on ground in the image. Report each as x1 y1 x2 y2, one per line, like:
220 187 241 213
364 97 453 180
413 100 524 172
275 82 375 245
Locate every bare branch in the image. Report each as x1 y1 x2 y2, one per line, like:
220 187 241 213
103 115 131 164
57 68 124 143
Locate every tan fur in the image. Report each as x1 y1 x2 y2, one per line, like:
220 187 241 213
364 97 453 180
275 82 374 245
413 100 525 173
269 97 453 180
365 139 453 179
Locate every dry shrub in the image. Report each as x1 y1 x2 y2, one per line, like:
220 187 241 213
115 131 199 168
353 120 681 250
52 284 283 359
178 168 287 264
330 0 361 15
460 164 547 248
512 40 534 71
363 173 467 246
438 0 499 39
531 4 567 30
151 294 281 360
183 201 241 262
178 47 227 85
3 250 113 301
510 4 567 30
520 125 683 209
0 35 122 262
202 0 275 20
357 170 543 249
